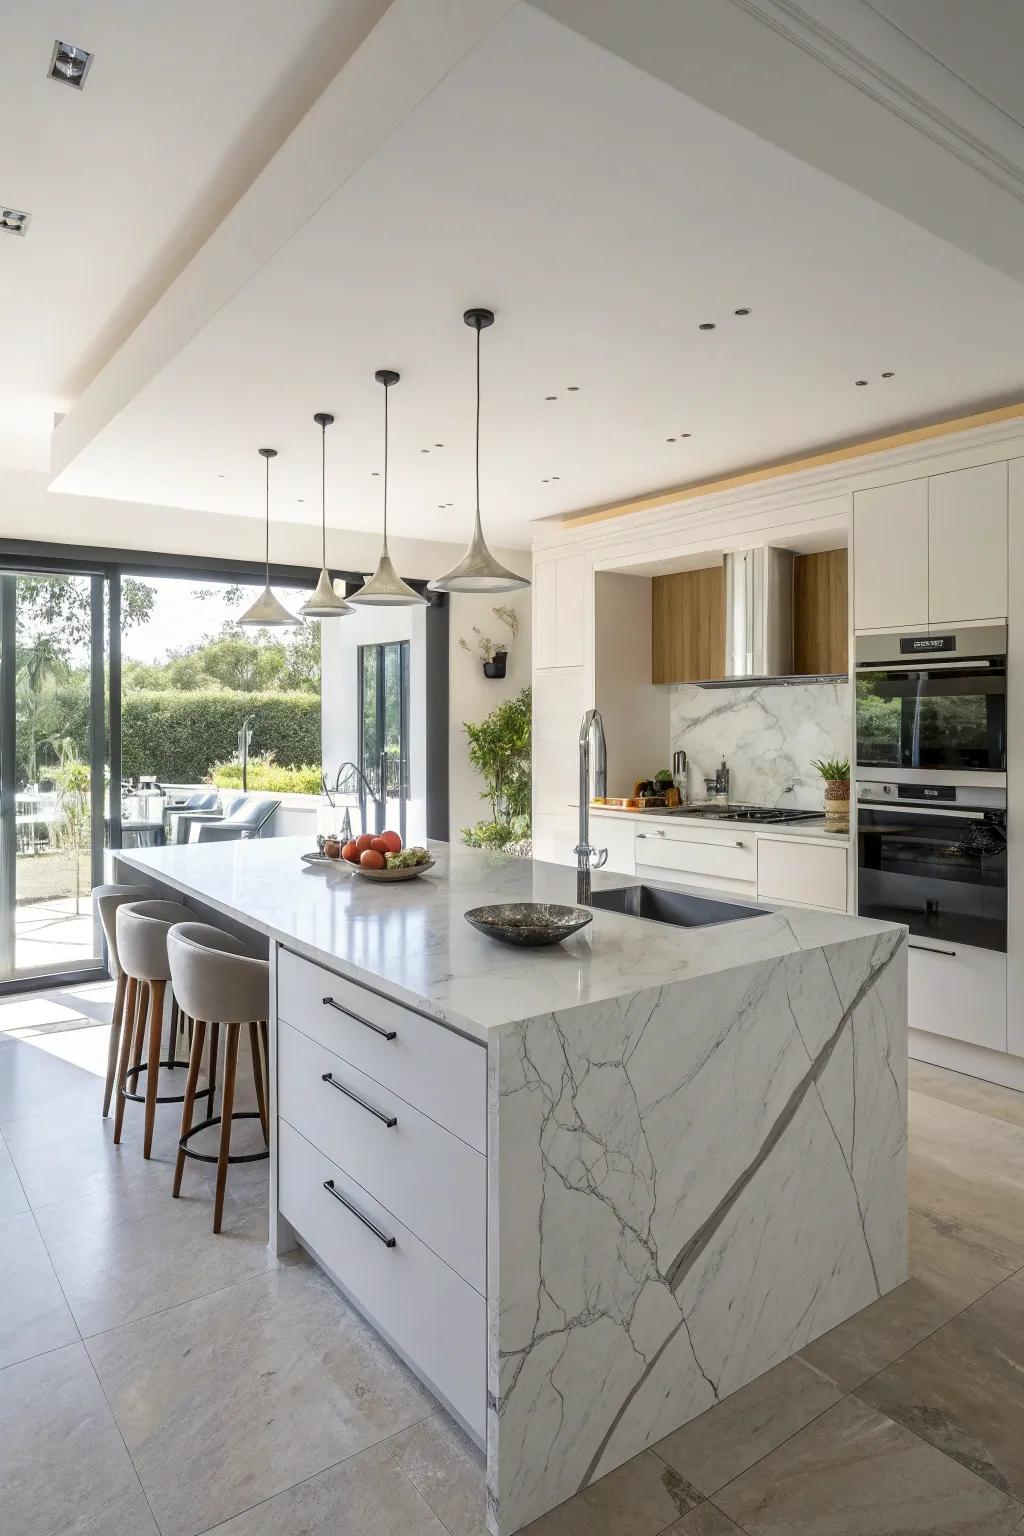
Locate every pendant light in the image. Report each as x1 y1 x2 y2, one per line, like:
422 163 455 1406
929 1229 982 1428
238 448 299 627
349 370 427 607
429 307 529 594
299 412 353 619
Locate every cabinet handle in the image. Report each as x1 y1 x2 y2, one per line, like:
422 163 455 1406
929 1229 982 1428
321 1072 397 1128
323 1179 397 1247
322 996 396 1041
908 942 957 958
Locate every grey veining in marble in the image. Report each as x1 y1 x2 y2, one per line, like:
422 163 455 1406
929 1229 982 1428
488 924 907 1533
669 680 850 809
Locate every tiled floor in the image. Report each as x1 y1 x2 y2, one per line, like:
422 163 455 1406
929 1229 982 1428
1 988 1024 1536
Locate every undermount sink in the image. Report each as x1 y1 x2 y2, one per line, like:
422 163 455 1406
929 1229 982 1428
589 883 765 928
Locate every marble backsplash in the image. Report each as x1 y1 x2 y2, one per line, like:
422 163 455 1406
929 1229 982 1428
669 680 851 809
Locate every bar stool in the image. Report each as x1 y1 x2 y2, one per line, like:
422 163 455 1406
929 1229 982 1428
112 899 195 1157
167 922 270 1233
93 882 158 1117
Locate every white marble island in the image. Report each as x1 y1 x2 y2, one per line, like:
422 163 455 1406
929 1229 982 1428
116 835 907 1536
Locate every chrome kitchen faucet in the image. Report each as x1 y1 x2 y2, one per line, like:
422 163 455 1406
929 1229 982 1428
576 709 608 905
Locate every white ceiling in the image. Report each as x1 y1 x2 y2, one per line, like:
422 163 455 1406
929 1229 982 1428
48 2 1024 549
0 0 388 471
868 0 1024 126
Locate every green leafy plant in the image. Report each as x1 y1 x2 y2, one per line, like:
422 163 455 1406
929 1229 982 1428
211 756 322 795
654 768 673 785
811 757 850 783
461 688 531 848
51 754 91 914
458 603 520 663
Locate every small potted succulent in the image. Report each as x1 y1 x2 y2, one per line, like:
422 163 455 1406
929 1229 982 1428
812 757 851 827
654 767 680 808
459 604 520 679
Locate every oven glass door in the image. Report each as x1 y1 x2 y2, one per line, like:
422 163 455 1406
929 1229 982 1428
857 805 1007 951
855 664 1005 772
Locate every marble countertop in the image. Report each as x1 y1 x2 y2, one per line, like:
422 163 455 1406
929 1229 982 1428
117 837 891 1040
588 805 851 841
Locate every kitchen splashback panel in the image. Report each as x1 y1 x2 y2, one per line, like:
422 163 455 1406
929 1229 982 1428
669 681 850 809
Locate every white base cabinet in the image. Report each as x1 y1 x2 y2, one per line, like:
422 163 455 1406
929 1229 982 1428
635 823 757 893
908 941 1007 1055
756 837 848 913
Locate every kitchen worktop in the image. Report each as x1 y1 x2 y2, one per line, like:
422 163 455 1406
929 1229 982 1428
120 834 875 1040
588 803 852 840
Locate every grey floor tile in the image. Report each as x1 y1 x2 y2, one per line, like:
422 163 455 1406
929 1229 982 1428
35 1175 278 1336
388 1412 487 1536
199 1441 445 1534
520 1450 702 1535
0 1210 78 1368
663 1505 746 1535
87 1261 432 1536
654 1356 843 1495
715 1396 1023 1535
0 1341 158 1536
0 1130 27 1217
858 1271 1024 1500
0 1031 105 1127
909 1090 1024 1247
909 1061 1024 1130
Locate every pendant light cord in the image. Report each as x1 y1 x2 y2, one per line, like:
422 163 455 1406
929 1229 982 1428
382 381 390 551
321 420 327 568
264 453 270 584
475 320 481 517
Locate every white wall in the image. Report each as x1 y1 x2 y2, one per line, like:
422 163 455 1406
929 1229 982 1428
448 588 532 842
594 572 668 795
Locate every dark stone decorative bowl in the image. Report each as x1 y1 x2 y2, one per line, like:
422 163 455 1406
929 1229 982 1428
464 902 593 948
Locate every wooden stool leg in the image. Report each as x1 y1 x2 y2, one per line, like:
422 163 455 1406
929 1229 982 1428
167 997 178 1071
250 1021 269 1144
207 1021 220 1119
102 972 127 1118
260 1021 270 1141
213 1024 239 1234
143 978 166 1160
112 976 140 1144
173 1018 207 1198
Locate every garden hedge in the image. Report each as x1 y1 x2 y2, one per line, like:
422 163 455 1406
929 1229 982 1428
120 690 321 783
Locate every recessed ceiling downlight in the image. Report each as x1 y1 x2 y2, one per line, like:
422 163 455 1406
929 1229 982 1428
48 40 93 88
1 208 30 236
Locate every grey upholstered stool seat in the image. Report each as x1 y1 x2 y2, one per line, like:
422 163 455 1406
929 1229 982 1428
167 922 270 1232
113 899 195 1157
92 882 158 1118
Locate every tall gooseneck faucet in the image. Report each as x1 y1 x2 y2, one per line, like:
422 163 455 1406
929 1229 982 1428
576 709 609 904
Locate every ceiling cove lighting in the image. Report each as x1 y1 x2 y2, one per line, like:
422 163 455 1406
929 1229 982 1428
300 412 353 619
238 449 299 627
48 40 93 88
349 371 426 607
429 308 529 595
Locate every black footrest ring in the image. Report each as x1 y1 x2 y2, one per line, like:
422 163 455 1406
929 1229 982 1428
178 1111 269 1165
121 1057 195 1105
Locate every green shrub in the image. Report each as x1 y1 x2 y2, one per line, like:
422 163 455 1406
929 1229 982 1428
211 756 322 795
461 688 531 846
121 690 320 783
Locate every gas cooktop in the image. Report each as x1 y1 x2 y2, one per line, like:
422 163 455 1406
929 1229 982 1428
672 805 823 825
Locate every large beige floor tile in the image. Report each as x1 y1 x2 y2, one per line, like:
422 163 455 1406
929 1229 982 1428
35 1177 278 1336
0 1033 104 1127
654 1357 842 1495
203 1441 445 1534
909 1061 1024 1130
909 1090 1024 1246
388 1411 486 1536
520 1450 702 1536
663 1506 746 1535
0 1341 158 1536
0 1130 26 1217
87 1261 432 1536
859 1271 1024 1500
715 1396 1022 1535
0 1210 78 1368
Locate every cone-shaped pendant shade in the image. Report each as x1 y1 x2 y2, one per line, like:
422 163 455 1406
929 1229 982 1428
430 308 530 595
350 370 426 608
299 412 353 618
239 447 300 627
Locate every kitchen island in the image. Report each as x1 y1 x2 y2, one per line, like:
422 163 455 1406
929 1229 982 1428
115 835 907 1536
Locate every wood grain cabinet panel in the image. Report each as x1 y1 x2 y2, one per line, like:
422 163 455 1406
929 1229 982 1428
793 550 848 675
652 566 724 683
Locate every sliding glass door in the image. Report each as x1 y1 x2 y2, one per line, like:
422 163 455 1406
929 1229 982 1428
359 640 410 841
0 572 110 986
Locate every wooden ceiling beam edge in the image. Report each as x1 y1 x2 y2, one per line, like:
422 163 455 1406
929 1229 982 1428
559 398 1024 531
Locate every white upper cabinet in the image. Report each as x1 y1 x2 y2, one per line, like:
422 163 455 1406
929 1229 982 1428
853 478 929 631
854 464 1008 632
534 554 585 669
928 463 1008 626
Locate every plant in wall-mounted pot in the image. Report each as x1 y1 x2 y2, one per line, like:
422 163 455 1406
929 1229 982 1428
812 757 850 827
458 603 520 678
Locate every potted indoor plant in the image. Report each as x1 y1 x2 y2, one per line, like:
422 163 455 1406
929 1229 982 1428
812 757 850 827
458 604 520 679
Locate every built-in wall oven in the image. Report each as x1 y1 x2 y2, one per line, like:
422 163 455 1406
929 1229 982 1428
855 624 1006 786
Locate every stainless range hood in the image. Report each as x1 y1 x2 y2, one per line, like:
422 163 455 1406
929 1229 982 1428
698 546 844 688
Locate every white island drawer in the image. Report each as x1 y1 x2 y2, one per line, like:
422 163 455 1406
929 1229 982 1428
277 948 486 1152
756 837 848 912
278 1118 486 1441
635 825 756 888
278 1020 485 1294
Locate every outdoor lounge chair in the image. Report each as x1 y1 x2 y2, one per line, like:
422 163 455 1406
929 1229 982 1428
194 795 279 843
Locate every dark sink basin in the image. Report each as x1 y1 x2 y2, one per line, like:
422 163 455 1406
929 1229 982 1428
589 883 765 928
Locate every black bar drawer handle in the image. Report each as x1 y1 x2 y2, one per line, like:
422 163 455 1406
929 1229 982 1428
323 1179 397 1247
322 996 396 1040
321 1072 397 1128
908 942 957 958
